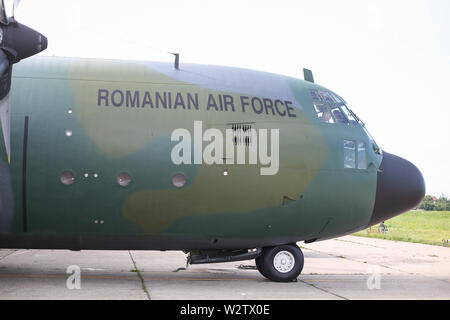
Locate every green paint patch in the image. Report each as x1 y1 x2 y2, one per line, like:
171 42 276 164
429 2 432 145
122 120 327 236
354 210 450 247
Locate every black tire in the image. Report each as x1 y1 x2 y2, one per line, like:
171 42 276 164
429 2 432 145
255 255 270 279
256 244 304 282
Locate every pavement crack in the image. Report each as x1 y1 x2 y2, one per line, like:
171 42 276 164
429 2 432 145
128 251 151 300
333 238 386 249
0 249 18 262
299 279 348 300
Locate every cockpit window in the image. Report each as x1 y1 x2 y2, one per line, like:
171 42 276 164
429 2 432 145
310 89 340 104
344 140 356 168
340 105 357 124
331 92 345 104
311 89 382 157
314 103 351 124
314 103 334 123
358 142 367 169
329 106 348 124
319 91 334 104
310 89 358 125
344 140 368 170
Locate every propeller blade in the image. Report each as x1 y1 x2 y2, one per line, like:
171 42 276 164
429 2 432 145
0 0 7 25
11 0 19 19
0 88 10 163
0 46 10 163
0 50 9 75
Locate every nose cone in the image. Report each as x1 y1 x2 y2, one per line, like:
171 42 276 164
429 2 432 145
369 152 425 226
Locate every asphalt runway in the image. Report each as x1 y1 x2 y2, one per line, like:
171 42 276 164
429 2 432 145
0 235 449 300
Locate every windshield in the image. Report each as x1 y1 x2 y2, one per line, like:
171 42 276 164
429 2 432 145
310 89 382 155
310 89 364 126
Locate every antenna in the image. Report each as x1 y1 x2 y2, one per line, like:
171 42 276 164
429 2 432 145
96 31 182 69
172 53 180 70
303 68 314 83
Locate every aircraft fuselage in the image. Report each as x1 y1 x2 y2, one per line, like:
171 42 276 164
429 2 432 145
0 56 424 252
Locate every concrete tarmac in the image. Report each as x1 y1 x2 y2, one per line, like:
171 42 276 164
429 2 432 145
0 236 449 300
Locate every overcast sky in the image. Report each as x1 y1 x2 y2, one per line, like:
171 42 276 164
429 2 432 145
13 0 450 197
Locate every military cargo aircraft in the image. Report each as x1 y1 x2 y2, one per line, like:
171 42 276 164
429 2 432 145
0 1 425 282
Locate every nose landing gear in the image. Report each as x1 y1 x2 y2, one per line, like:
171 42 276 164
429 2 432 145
255 244 304 282
185 243 304 282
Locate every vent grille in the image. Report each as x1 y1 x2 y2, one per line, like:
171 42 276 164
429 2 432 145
228 123 254 146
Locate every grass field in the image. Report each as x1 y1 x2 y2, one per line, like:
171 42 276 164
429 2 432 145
353 210 450 247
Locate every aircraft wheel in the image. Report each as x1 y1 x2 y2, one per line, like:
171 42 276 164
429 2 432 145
255 255 270 279
256 244 304 282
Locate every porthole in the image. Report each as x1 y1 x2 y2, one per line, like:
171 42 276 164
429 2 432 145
172 173 186 188
117 172 131 187
60 170 75 185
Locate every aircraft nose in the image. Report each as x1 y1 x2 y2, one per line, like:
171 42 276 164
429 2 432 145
368 152 425 226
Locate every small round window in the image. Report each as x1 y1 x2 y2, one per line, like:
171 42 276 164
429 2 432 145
60 170 75 185
117 172 131 187
172 173 186 188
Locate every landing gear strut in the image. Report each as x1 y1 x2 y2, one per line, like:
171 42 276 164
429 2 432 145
255 244 304 282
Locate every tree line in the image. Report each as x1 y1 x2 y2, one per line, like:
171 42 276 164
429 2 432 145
418 195 450 211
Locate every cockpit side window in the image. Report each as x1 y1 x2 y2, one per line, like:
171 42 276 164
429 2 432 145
358 142 367 169
344 140 368 170
340 105 358 124
344 140 356 168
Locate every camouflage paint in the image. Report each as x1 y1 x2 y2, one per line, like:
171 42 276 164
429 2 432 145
1 56 380 248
